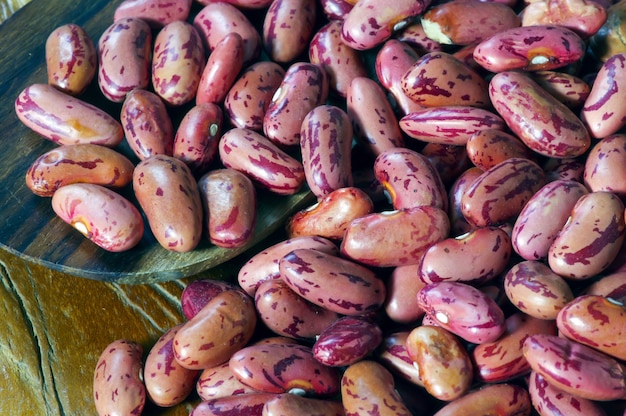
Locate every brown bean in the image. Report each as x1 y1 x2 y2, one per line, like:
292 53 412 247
313 316 383 367
384 264 426 324
196 32 244 105
466 129 533 172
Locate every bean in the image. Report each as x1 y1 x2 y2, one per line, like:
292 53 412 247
262 394 345 416
585 271 626 303
377 331 424 387
422 143 473 189
196 32 244 105
263 0 317 63
196 361 259 400
530 70 591 109
114 0 193 27
180 279 240 320
433 383 532 416
521 0 607 39
190 393 278 416
466 129 534 172
528 371 608 416
585 134 626 199
319 0 353 20
384 264 426 324
395 20 443 54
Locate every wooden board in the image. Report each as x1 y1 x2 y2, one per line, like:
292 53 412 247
0 0 315 284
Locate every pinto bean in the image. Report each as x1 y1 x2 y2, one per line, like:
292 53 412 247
196 361 260 401
180 279 241 320
114 0 193 27
433 384 532 416
196 32 244 105
262 394 345 416
584 134 626 199
263 0 317 63
528 371 608 416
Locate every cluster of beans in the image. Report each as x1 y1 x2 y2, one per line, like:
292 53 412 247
15 0 626 414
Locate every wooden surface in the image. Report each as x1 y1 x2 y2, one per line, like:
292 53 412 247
0 0 314 284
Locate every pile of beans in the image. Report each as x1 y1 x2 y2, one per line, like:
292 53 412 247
15 0 626 414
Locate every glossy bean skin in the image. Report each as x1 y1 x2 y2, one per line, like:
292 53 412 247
196 0 273 8
152 21 205 106
286 187 374 240
523 334 626 401
181 279 240 320
133 155 203 252
489 71 591 158
472 312 557 383
224 61 285 131
549 191 626 279
237 236 338 296
461 157 546 227
374 147 448 211
174 289 257 370
144 324 200 407
255 278 339 339
585 271 626 303
528 371 608 416
405 325 473 401
433 384 532 416
25 143 134 197
114 0 192 27
97 18 152 102
300 105 353 198
198 168 256 248
264 0 317 63
15 83 123 146
190 393 278 416
121 88 174 160
320 0 353 20
521 0 607 39
512 179 588 261
473 25 586 72
263 394 345 416
384 265 426 324
45 23 96 96
585 134 626 199
263 62 329 146
196 33 244 105
395 21 443 54
504 260 574 320
173 103 222 175
93 340 145 416
341 206 450 268
401 52 489 108
341 360 412 416
279 248 386 315
419 226 511 284
417 281 506 344
400 106 506 145
466 129 533 171
557 294 626 360
347 77 404 155
340 0 431 50
543 157 585 182
196 361 260 400
378 331 424 386
313 316 383 367
218 127 305 195
422 142 472 189
51 183 144 252
448 167 483 236
530 70 591 109
229 343 341 396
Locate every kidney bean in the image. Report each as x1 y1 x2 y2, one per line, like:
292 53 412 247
300 105 353 198
490 71 591 158
521 0 607 39
433 383 532 416
523 334 626 401
174 289 257 370
530 70 591 109
400 106 506 145
45 23 96 96
422 143 473 187
504 261 574 320
263 394 345 416
395 21 443 55
237 236 338 296
543 157 585 182
378 331 424 387
196 361 260 400
133 154 203 252
181 279 240 320
320 0 353 20
512 179 589 261
97 18 152 103
586 133 626 200
341 360 412 416
549 191 626 279
418 281 506 344
448 167 483 236
421 1 520 46
190 393 278 416
466 129 534 172
93 339 145 416
15 83 123 146
340 205 450 268
198 168 256 248
279 248 386 315
405 325 473 401
196 32 244 105
585 271 626 303
255 278 339 339
313 316 383 367
114 0 192 27
419 226 511 284
529 370 608 416
25 143 134 197
121 88 174 160
173 102 222 175
347 77 405 155
472 312 557 383
263 62 329 146
374 147 448 211
218 127 305 195
229 342 341 396
557 294 626 360
144 324 200 407
340 0 431 50
473 25 586 72
384 264 426 324
51 183 144 252
263 0 316 63
196 0 273 8
193 2 261 64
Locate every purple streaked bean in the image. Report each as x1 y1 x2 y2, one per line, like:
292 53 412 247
542 157 585 182
448 167 483 236
585 271 626 303
262 394 346 416
378 331 424 387
190 393 278 416
263 0 317 63
319 0 353 20
528 371 608 416
196 361 260 401
181 279 241 320
466 129 534 172
421 142 473 187
585 134 626 199
196 32 244 106
433 383 532 416
530 70 591 109
114 0 192 27
394 21 442 55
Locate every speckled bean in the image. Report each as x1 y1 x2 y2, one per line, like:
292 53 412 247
433 383 532 416
196 0 273 8
263 394 345 416
313 316 383 367
378 331 424 387
585 271 626 303
218 127 306 195
181 279 240 320
52 183 144 252
196 361 260 400
25 143 134 197
585 134 626 200
190 393 278 416
320 0 353 20
529 371 608 416
417 281 506 344
173 103 222 175
173 289 257 370
466 129 533 171
196 32 244 105
93 339 146 416
422 143 473 188
384 264 426 324
530 70 591 109
448 167 483 236
133 154 203 252
543 157 585 182
263 0 317 63
114 0 192 27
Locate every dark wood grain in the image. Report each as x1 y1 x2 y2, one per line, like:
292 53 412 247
0 0 315 283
